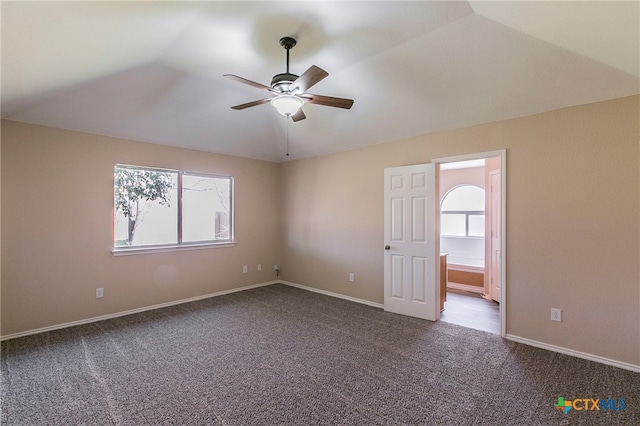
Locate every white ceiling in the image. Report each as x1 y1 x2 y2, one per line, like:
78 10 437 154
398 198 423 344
2 1 638 163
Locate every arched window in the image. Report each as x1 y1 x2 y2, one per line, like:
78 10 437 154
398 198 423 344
440 185 485 237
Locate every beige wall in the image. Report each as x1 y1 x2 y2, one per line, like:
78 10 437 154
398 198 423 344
439 165 485 196
280 96 640 366
1 121 281 335
2 95 639 367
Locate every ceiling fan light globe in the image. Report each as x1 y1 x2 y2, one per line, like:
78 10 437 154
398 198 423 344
271 95 304 116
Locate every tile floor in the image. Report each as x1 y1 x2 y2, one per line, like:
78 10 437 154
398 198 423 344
439 290 500 334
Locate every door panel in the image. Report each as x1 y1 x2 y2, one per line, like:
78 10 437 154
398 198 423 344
384 164 438 320
412 197 426 241
391 198 404 241
391 255 404 298
412 256 427 302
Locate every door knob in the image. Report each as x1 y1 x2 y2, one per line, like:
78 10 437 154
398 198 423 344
385 245 391 250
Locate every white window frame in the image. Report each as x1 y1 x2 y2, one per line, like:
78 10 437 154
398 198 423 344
440 184 485 238
113 164 235 255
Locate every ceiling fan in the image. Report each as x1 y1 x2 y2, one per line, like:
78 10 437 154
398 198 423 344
224 37 354 122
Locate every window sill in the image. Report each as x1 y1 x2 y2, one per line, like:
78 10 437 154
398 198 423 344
112 241 236 256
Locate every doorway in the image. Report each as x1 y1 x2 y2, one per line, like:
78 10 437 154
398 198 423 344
435 152 505 336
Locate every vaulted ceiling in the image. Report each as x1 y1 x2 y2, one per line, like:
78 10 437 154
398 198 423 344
2 1 638 162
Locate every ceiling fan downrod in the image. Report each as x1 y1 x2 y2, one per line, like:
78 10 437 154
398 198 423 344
270 37 299 92
280 36 297 75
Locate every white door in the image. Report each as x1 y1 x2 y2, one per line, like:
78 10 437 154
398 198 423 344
490 170 502 302
384 164 438 320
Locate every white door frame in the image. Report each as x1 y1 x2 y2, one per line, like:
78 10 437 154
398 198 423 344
433 150 507 337
489 169 502 303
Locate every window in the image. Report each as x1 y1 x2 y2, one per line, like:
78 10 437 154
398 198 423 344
114 165 233 250
440 185 485 237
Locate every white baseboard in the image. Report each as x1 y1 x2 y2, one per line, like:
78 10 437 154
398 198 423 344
505 334 640 373
280 281 384 309
4 280 636 373
0 281 279 341
281 283 640 373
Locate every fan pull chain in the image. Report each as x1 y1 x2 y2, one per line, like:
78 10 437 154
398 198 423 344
286 116 290 157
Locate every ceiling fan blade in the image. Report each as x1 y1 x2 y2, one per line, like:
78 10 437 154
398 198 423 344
230 98 272 110
302 94 354 109
224 74 271 91
289 65 328 94
291 108 306 122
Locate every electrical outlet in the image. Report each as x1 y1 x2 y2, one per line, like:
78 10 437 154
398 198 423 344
96 288 104 298
349 273 355 282
274 264 278 271
242 265 248 274
551 308 562 322
257 264 262 271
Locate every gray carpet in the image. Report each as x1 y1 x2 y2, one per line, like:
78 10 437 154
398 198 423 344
1 284 638 425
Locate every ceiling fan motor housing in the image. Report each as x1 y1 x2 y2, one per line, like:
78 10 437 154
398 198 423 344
271 73 299 93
